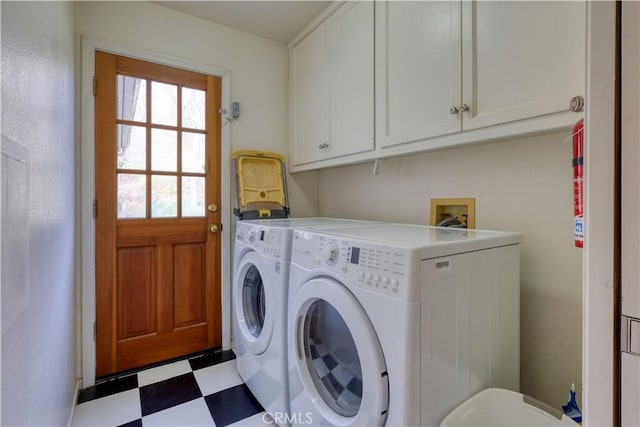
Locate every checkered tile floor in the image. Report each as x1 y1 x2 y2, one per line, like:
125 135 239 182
72 350 272 427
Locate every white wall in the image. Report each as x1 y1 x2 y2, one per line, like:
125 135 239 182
74 1 318 218
316 131 583 409
1 1 78 425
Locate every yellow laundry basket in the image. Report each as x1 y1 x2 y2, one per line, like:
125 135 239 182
232 150 289 220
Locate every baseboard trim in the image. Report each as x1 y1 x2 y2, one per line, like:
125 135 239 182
67 379 82 426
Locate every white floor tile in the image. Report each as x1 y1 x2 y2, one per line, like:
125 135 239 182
137 360 192 387
142 397 215 427
227 411 274 427
193 360 243 396
71 389 141 427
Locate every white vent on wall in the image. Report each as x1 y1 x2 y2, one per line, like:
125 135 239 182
1 135 30 335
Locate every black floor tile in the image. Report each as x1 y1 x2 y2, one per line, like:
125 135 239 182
139 372 202 416
118 419 142 427
77 374 138 404
189 349 236 371
204 384 264 427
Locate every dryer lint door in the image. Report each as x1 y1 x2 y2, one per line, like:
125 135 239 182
290 277 388 427
234 250 274 354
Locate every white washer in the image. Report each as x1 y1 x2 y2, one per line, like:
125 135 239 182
233 218 381 424
287 223 523 426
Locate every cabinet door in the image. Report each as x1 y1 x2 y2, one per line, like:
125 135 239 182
290 24 328 165
376 1 461 148
462 1 585 131
325 1 374 159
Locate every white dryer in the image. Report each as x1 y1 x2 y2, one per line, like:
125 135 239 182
232 218 380 424
287 224 523 426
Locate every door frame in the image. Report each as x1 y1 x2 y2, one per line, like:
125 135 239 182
80 36 232 387
583 2 617 425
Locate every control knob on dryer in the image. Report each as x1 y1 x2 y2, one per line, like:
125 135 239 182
323 241 339 266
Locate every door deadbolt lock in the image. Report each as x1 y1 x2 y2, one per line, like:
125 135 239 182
209 225 219 234
208 203 218 213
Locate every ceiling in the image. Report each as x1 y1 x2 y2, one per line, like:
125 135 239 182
153 1 332 44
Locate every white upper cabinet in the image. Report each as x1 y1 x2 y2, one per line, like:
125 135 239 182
289 1 374 166
376 1 462 147
290 25 328 165
462 1 585 131
376 0 585 150
289 0 585 172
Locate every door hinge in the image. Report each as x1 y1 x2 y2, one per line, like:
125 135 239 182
622 315 640 355
93 199 97 219
93 322 97 341
93 76 96 96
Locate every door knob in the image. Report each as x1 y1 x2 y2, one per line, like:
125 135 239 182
208 203 218 213
209 225 219 234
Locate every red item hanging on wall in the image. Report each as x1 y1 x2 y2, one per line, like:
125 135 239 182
572 118 584 248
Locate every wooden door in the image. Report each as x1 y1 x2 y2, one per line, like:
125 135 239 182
94 51 222 377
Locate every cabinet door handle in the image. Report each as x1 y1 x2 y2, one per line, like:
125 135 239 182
459 104 470 112
449 106 459 114
319 144 324 150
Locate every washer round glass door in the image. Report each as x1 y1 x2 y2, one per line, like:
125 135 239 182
304 299 363 417
291 277 389 426
242 264 265 338
234 250 274 355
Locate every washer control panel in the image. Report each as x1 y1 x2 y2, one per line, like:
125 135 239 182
236 222 290 260
292 230 419 301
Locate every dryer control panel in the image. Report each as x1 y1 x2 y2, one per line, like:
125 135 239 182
292 230 420 302
235 222 291 260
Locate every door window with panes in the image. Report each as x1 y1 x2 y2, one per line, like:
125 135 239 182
116 76 207 219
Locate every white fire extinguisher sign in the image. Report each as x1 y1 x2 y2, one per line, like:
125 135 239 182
574 216 584 247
